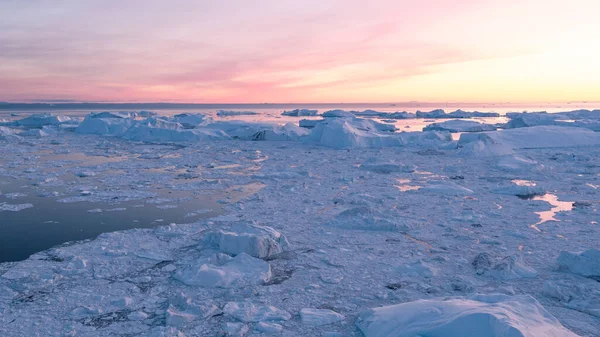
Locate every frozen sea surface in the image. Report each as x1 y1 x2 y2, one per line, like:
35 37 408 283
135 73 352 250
0 107 599 336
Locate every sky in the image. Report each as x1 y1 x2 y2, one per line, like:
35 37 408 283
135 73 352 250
1 0 599 103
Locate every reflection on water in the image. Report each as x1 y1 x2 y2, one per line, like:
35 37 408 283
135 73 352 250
394 178 422 192
0 177 265 262
530 194 574 232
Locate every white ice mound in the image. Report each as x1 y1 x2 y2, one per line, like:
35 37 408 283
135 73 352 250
223 302 291 323
322 109 357 118
303 118 401 149
172 113 208 128
165 293 220 327
396 260 438 278
14 113 72 127
0 126 21 141
492 185 545 198
202 121 308 141
123 119 228 142
281 109 318 116
216 110 258 116
424 120 497 132
505 110 600 131
448 109 500 118
420 182 474 195
496 155 541 172
325 207 410 232
473 254 538 280
206 223 290 258
416 109 499 119
174 253 271 287
459 126 600 156
557 249 600 280
76 113 136 136
20 128 50 138
356 294 579 337
416 109 447 118
300 308 345 326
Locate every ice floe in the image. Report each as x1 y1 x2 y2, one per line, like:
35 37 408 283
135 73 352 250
205 223 290 258
13 113 73 128
557 249 600 280
356 294 579 337
223 301 291 323
423 120 497 132
299 308 345 326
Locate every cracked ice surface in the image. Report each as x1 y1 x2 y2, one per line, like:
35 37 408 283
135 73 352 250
0 116 599 336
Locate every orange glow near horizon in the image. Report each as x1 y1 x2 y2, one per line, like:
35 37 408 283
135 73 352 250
1 0 600 103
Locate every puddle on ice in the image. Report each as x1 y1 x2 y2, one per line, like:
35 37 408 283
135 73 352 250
529 194 574 232
0 178 264 262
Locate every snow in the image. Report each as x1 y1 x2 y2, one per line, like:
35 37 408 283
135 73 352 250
299 308 345 326
281 109 318 116
557 249 600 280
356 294 579 337
424 120 497 132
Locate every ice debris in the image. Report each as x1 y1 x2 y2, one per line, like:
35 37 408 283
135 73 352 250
299 308 345 326
557 249 600 280
205 223 290 259
174 253 271 287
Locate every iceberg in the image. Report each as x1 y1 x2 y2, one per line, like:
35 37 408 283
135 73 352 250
424 120 497 132
172 113 208 128
14 113 72 128
302 118 401 149
281 109 318 116
458 126 600 156
76 113 136 136
356 294 579 337
322 109 356 118
202 121 308 141
174 253 271 287
557 249 600 280
205 223 290 259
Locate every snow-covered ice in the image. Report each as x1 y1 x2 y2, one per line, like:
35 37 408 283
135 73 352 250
0 109 598 336
356 294 579 337
424 119 497 132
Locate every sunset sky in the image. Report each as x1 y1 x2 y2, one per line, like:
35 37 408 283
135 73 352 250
1 0 599 103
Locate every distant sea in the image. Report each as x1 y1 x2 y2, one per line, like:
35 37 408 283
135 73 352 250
0 102 598 121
